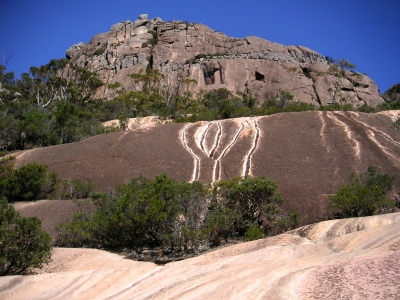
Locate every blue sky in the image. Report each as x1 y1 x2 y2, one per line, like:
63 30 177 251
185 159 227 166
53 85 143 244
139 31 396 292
1 0 399 93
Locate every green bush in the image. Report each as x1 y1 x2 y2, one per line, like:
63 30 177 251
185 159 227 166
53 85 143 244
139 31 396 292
56 174 299 255
0 200 52 275
319 103 354 111
5 162 59 202
0 155 14 195
329 166 395 218
283 102 316 112
56 174 208 251
356 104 376 113
216 176 285 235
148 30 158 46
244 225 264 241
59 178 96 200
91 46 106 57
204 208 241 245
107 82 121 89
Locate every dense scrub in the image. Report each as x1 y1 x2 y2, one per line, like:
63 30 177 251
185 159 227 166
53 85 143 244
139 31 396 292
55 174 299 259
0 60 117 152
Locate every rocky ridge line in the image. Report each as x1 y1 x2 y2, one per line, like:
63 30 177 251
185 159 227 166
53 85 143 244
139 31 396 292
67 14 384 106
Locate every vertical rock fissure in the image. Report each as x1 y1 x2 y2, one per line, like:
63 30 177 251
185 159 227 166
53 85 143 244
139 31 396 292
311 80 322 106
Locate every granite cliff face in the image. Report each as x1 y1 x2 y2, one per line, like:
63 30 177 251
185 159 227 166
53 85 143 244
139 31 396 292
67 14 384 107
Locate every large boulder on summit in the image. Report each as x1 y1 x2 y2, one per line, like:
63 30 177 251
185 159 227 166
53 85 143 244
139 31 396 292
66 15 384 107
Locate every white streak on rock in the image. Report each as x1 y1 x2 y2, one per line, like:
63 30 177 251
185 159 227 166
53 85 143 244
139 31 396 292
212 122 244 183
195 122 211 156
364 128 400 167
181 124 201 182
242 118 260 177
327 112 361 160
348 111 400 147
318 111 329 153
209 122 222 159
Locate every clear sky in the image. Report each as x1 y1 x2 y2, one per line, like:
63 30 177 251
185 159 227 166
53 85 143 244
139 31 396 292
1 0 399 93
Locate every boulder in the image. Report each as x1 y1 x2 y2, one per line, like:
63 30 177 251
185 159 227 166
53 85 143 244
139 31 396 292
139 14 148 21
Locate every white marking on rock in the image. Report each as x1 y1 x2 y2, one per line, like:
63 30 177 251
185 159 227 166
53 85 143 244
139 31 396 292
327 112 361 160
242 118 261 177
209 122 222 159
348 111 400 147
318 111 329 153
212 122 244 183
181 124 201 182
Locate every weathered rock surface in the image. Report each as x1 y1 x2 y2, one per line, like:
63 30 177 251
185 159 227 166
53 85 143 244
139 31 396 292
12 111 400 225
66 15 384 107
1 212 399 299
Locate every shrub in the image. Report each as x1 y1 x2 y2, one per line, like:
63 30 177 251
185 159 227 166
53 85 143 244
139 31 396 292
0 155 14 196
0 200 52 275
58 178 96 200
5 162 59 202
56 174 208 251
214 176 299 236
356 104 376 113
319 103 354 111
107 82 121 89
91 46 106 57
244 225 264 241
56 174 299 257
283 102 316 112
55 199 96 247
148 30 158 46
329 166 395 218
204 208 241 245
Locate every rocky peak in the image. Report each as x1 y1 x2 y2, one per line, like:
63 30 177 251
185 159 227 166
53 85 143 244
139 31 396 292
66 14 384 107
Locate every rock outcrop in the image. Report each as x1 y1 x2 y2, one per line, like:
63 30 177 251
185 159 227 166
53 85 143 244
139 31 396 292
2 212 400 299
12 111 400 225
66 15 384 107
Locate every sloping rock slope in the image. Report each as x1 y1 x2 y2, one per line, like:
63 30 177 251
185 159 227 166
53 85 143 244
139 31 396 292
66 14 384 107
13 111 400 225
1 213 399 299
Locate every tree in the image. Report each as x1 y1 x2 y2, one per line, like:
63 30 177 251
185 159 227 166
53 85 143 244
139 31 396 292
213 176 298 238
126 68 197 117
329 166 395 218
383 83 400 107
327 58 356 105
27 59 103 109
277 90 294 109
203 207 240 245
0 200 52 275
